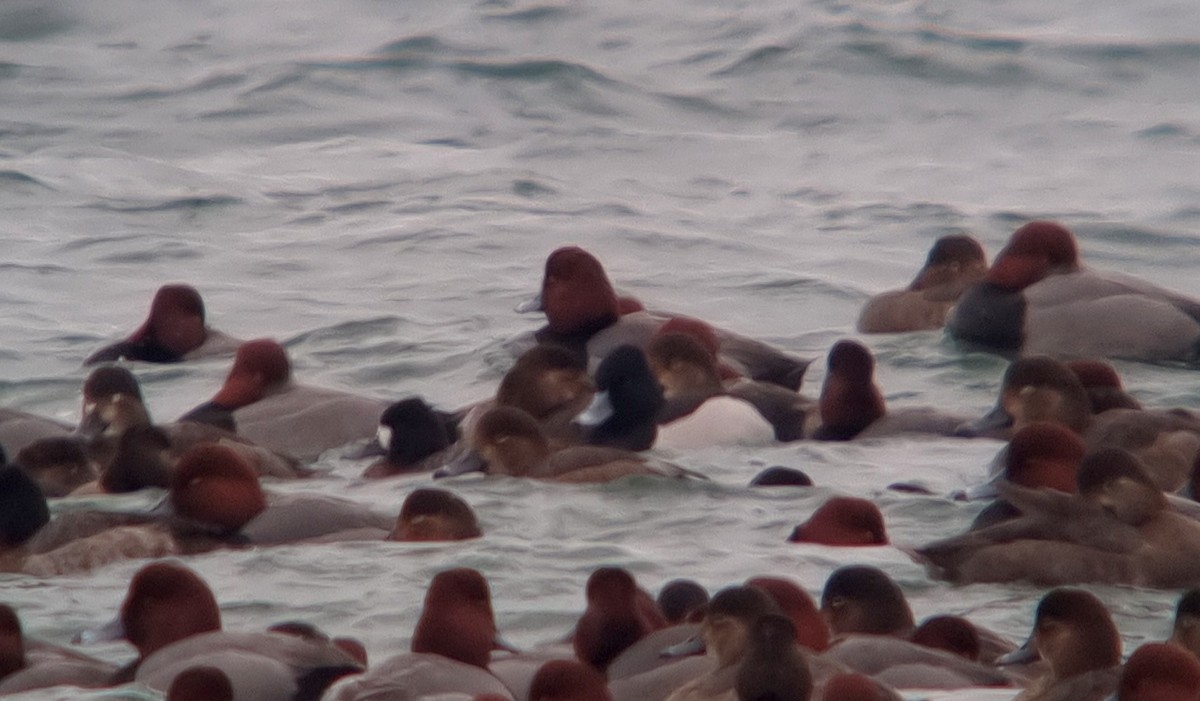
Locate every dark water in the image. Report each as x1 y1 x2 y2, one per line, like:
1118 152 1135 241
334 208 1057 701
2 0 1200 698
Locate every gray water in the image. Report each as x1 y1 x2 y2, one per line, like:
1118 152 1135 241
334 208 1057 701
3 0 1200 698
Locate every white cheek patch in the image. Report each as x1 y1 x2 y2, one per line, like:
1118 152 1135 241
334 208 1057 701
377 426 393 450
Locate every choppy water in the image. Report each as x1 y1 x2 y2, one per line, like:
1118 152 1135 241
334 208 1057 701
2 0 1200 698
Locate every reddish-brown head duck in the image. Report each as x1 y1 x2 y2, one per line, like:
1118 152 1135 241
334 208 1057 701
745 576 830 652
169 444 266 533
412 568 505 670
529 659 613 701
388 488 482 542
814 340 884 440
573 567 666 671
85 285 233 365
788 497 888 547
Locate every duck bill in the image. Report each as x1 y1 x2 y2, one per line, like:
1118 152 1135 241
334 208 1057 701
955 403 1013 439
514 292 544 314
74 615 125 645
997 638 1039 666
434 449 487 479
493 633 522 654
661 635 706 658
962 470 1003 501
574 390 614 427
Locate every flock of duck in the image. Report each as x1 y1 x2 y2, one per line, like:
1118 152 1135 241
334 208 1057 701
4 220 1200 700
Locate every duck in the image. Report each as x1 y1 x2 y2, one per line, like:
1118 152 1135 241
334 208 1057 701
324 568 516 700
661 585 783 701
0 464 202 577
948 220 1200 362
577 345 777 451
0 363 144 473
167 444 392 545
178 338 390 461
167 666 235 701
998 588 1121 701
744 577 830 653
519 246 810 391
786 497 889 547
964 421 1087 528
817 565 1013 689
85 284 244 365
1170 588 1200 658
0 603 117 694
438 405 703 483
0 408 74 468
811 340 968 440
857 234 988 334
528 659 613 701
7 365 149 495
388 487 482 542
88 561 363 700
495 344 595 447
646 332 787 446
656 580 709 626
960 355 1200 493
1064 359 1142 414
921 447 1200 587
733 614 812 701
1117 642 1200 701
361 397 461 478
573 567 667 672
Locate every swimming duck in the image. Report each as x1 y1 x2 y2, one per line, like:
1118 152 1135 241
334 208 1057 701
0 465 206 577
325 568 516 700
733 614 812 701
496 344 595 447
388 488 482 542
744 577 829 653
440 405 702 483
85 284 243 365
1117 642 1200 701
167 666 235 701
521 246 810 391
999 588 1121 701
361 397 461 478
646 332 786 446
577 345 778 451
922 447 1200 587
1170 588 1200 659
787 497 889 547
662 585 782 701
529 659 613 701
948 220 1200 362
573 567 667 671
179 338 390 461
657 580 709 625
168 444 392 545
962 355 1200 492
1065 359 1142 414
857 234 988 334
812 340 968 440
817 566 1013 689
0 603 117 694
94 561 363 700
